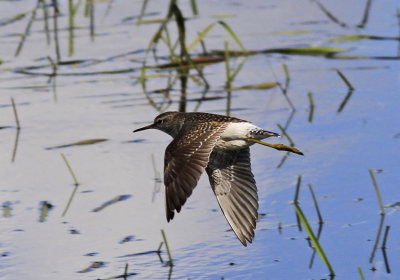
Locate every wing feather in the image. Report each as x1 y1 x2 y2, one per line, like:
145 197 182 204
206 148 258 246
164 121 229 221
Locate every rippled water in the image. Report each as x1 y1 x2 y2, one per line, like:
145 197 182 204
1 0 400 279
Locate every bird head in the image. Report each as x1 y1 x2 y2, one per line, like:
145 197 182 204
133 111 183 138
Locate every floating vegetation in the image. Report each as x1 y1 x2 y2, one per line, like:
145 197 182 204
119 235 135 244
46 138 108 150
264 47 348 56
0 10 29 27
69 228 80 235
118 250 160 258
39 201 54 222
92 195 132 212
78 261 106 273
229 82 279 91
331 34 400 43
271 30 310 36
331 55 400 60
154 56 225 69
3 202 12 218
212 47 349 57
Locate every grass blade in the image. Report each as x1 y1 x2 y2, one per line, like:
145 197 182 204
224 40 231 84
294 175 302 204
187 23 216 52
10 98 21 129
15 1 39 57
368 168 385 215
52 0 61 62
61 153 79 186
161 229 173 266
39 0 51 44
308 183 323 224
217 21 246 52
295 204 335 276
357 267 365 280
294 175 302 231
68 0 75 56
308 92 314 123
336 69 354 90
190 0 198 16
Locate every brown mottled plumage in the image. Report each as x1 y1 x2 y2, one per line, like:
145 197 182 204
133 111 279 246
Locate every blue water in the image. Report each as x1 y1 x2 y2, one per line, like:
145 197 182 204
1 0 399 279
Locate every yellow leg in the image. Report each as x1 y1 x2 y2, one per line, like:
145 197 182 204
246 138 304 156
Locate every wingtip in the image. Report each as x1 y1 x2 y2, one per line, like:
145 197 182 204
238 235 254 247
166 210 174 222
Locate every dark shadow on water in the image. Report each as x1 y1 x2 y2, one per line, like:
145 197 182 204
337 89 354 113
369 214 385 264
381 225 391 273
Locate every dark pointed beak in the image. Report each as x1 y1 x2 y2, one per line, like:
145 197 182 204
133 123 154 133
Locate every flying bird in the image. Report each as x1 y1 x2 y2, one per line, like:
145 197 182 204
133 111 282 246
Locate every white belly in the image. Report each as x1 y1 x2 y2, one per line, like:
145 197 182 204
214 122 259 150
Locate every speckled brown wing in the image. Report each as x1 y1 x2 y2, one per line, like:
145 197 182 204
164 121 229 222
205 148 258 246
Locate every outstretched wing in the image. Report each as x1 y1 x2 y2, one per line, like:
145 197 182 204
206 148 258 246
164 121 229 222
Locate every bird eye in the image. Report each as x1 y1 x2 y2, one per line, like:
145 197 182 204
156 119 163 124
